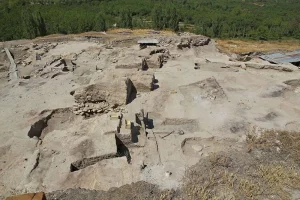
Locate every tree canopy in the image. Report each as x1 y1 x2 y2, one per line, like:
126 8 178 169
0 0 300 41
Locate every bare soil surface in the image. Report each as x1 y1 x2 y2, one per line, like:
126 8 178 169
1 31 300 199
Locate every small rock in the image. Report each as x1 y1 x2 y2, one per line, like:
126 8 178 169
37 140 43 146
178 130 184 135
22 46 30 51
36 54 41 60
276 147 280 153
241 63 247 70
295 87 300 94
221 65 230 68
192 145 203 152
32 136 39 141
140 161 147 170
165 171 172 177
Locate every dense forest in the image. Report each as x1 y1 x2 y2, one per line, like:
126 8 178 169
0 0 300 41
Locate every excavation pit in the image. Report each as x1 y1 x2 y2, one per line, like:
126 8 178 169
28 108 77 139
70 135 131 172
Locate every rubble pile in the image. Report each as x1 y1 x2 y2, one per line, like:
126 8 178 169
142 49 170 69
21 43 59 67
177 35 210 49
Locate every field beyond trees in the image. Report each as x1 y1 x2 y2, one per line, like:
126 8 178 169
217 39 300 54
0 0 300 41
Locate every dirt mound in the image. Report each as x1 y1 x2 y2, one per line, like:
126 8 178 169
45 181 171 200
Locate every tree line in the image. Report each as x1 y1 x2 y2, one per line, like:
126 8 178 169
0 0 300 41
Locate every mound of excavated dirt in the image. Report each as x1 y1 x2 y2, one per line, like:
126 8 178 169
45 181 169 200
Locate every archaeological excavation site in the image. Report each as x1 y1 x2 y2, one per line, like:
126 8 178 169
1 31 300 200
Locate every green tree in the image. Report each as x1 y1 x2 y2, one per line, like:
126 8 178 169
119 10 132 29
169 8 179 32
1 0 300 41
152 5 163 30
36 12 47 36
95 14 107 31
22 9 38 39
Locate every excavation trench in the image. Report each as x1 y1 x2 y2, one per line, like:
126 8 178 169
27 108 76 139
70 136 131 172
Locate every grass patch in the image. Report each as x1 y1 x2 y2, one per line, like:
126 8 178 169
107 28 175 36
247 129 300 165
180 130 300 200
217 39 300 54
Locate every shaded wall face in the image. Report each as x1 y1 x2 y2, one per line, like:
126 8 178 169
291 61 300 67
